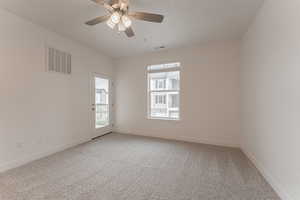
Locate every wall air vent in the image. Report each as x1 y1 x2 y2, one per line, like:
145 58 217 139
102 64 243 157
46 47 71 74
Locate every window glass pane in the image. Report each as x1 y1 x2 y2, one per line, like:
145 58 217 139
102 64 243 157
95 77 109 128
168 92 179 119
169 76 179 90
150 91 179 119
150 92 168 118
169 111 179 119
149 71 180 91
168 92 179 108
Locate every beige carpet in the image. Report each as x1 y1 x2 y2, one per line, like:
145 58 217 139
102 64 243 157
0 133 280 200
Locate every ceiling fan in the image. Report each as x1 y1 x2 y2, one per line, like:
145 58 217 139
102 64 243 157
85 0 164 37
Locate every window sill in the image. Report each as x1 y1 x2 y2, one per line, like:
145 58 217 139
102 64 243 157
147 117 181 121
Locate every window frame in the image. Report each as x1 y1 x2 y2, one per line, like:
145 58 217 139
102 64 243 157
147 63 181 121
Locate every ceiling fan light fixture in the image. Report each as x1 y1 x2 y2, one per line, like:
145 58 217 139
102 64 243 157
111 12 121 24
118 22 126 32
122 15 132 28
86 0 165 38
106 18 116 29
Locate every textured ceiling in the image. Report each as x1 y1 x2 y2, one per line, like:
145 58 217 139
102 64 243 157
0 0 264 58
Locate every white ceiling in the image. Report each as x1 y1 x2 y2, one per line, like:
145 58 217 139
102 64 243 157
0 0 264 58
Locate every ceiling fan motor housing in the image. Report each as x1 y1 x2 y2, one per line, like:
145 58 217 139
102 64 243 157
111 0 129 12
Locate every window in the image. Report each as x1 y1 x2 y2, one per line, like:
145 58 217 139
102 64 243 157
155 95 166 105
155 79 166 89
169 94 179 108
147 62 180 120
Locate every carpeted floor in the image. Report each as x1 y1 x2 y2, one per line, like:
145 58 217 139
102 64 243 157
0 133 280 200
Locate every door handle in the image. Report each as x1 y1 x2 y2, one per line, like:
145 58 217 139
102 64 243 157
92 108 95 111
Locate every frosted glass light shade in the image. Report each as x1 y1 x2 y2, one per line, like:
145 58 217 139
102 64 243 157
118 22 126 32
106 18 116 29
122 15 132 28
111 12 121 24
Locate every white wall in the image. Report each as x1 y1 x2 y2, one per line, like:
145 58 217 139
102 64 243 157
0 8 114 172
114 41 240 147
241 0 300 199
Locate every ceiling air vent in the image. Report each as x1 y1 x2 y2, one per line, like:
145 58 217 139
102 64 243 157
46 47 71 74
154 46 166 51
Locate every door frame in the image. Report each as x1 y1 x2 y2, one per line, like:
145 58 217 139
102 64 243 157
90 72 113 139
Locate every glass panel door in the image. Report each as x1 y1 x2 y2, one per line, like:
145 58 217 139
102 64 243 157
91 74 112 138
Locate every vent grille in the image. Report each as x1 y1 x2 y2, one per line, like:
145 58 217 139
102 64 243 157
47 47 71 74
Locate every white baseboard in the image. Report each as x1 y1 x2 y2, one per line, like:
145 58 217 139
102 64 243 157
242 148 295 200
0 138 89 173
114 131 240 148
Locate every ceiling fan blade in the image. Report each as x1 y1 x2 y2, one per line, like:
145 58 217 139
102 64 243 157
90 0 105 4
86 15 110 25
125 27 135 37
91 0 105 3
129 12 164 23
108 0 119 5
90 0 114 13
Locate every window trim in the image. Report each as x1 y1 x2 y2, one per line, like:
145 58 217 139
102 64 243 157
147 63 181 121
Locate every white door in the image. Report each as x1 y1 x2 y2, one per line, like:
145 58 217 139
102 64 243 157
91 74 112 138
